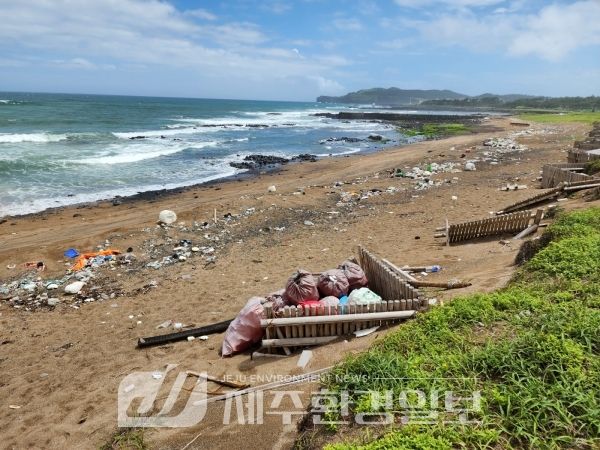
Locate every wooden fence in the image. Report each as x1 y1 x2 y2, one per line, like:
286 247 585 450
260 246 426 352
541 163 593 188
568 149 600 164
439 210 533 245
357 246 422 304
262 300 418 349
498 187 562 214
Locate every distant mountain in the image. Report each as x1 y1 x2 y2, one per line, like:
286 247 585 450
317 87 467 106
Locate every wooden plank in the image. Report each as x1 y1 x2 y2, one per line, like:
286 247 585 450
262 336 337 348
261 310 416 327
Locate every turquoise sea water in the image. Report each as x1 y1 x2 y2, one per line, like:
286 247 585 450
0 92 424 216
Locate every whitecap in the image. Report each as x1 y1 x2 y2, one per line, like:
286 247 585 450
71 141 217 165
0 133 69 144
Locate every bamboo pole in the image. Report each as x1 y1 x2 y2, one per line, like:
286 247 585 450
261 337 338 348
261 310 415 327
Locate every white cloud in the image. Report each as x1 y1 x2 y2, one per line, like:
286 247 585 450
0 0 347 90
395 0 504 8
407 1 600 61
508 1 600 61
308 75 345 94
377 38 411 50
332 18 364 31
184 8 217 21
260 1 292 14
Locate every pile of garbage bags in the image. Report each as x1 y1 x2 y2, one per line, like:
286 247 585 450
222 259 380 356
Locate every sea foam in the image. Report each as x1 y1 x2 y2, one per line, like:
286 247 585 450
0 133 68 143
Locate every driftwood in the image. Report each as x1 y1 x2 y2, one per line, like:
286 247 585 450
137 318 234 348
261 337 338 348
382 259 471 289
497 188 562 214
410 280 471 289
564 182 600 192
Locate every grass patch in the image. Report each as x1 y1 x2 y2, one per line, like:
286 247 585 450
400 123 470 138
518 112 600 124
100 428 148 450
318 208 600 450
585 160 600 176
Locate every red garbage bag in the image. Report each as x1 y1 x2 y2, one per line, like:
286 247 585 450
318 269 349 298
221 297 264 356
338 260 368 290
297 299 321 308
283 270 319 305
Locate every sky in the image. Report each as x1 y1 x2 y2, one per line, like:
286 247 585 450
0 0 599 101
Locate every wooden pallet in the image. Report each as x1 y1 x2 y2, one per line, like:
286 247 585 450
438 210 534 245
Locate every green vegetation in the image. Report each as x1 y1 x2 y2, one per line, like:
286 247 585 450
320 208 600 450
100 429 148 450
518 112 600 125
317 88 465 106
423 95 600 111
400 123 470 138
585 160 600 176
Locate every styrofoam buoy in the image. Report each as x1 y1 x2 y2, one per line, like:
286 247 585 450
158 210 177 224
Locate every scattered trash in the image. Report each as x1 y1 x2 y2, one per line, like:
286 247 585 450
70 249 120 271
64 281 85 294
152 372 162 380
187 336 195 341
6 264 16 270
23 261 45 272
156 320 172 329
199 335 209 341
63 248 79 259
9 405 21 409
297 350 313 369
354 326 379 337
267 185 277 192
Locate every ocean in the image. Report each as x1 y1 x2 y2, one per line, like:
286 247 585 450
0 92 431 217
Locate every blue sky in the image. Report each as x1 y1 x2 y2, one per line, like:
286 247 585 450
0 0 599 101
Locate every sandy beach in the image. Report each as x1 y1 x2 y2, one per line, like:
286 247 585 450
1 116 596 449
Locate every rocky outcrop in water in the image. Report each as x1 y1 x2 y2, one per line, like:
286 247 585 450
229 153 317 170
319 137 363 144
